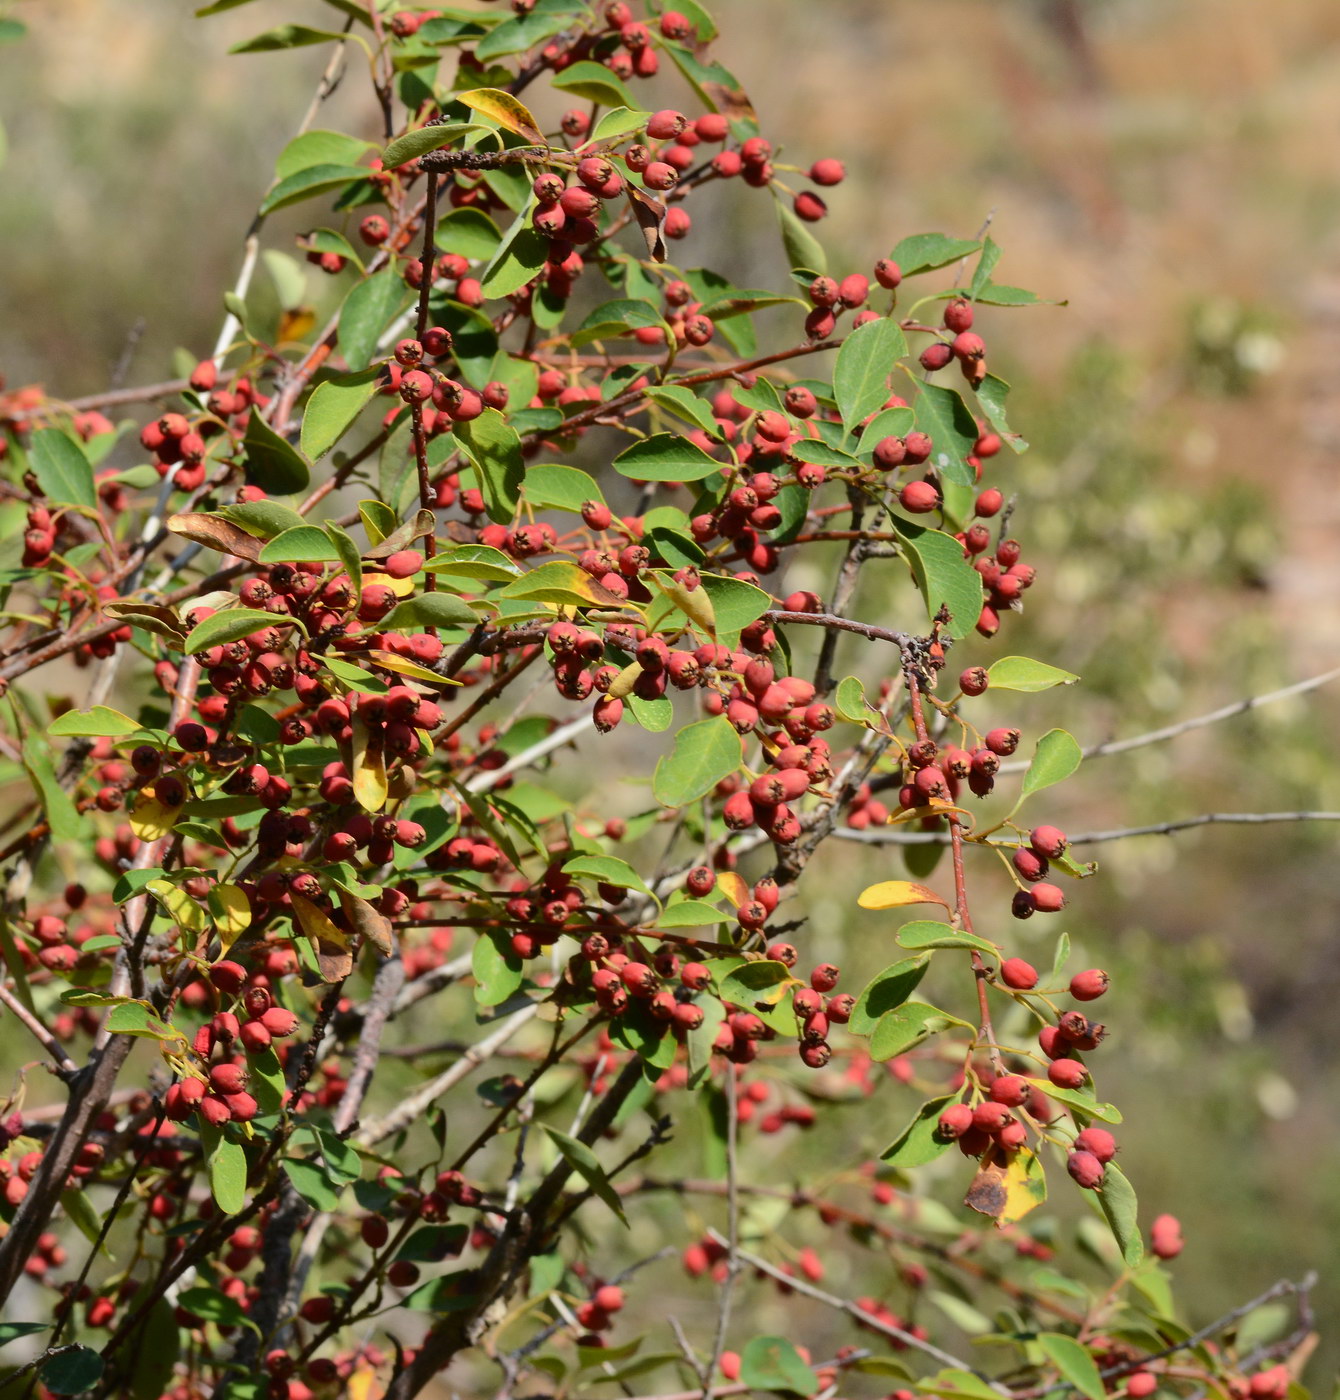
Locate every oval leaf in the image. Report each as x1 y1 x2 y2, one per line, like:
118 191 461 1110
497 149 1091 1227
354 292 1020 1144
856 881 947 911
652 717 742 808
986 656 1080 692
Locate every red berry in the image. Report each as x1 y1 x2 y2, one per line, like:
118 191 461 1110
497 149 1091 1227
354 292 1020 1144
937 1104 973 1139
809 158 845 186
999 957 1038 990
1150 1213 1184 1260
1066 1149 1104 1189
1030 882 1066 914
1074 1127 1117 1163
1069 969 1109 1001
1048 1058 1088 1090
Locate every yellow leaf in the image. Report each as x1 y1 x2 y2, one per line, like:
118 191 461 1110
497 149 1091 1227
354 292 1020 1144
291 894 353 984
363 569 415 599
348 1367 384 1400
129 784 186 841
278 307 317 342
366 650 461 687
716 871 750 910
964 1146 1047 1226
455 87 545 143
208 883 252 954
352 715 388 813
146 879 207 936
607 661 643 700
856 880 948 910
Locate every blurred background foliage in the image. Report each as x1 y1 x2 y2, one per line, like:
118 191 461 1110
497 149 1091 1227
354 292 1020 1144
2 0 1339 1383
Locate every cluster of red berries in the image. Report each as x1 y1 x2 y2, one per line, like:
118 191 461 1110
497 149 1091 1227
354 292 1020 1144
917 295 992 390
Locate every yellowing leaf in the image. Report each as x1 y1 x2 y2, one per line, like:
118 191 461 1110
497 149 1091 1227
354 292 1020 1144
648 571 716 636
716 871 750 910
348 1364 385 1400
964 1146 1047 1226
366 651 461 687
208 884 252 954
857 880 948 911
352 715 388 813
455 87 545 143
291 894 353 983
146 879 207 936
130 784 187 841
607 661 643 700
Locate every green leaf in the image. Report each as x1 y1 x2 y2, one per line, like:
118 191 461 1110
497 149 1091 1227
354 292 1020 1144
30 429 97 511
176 1284 256 1330
895 521 983 640
652 716 741 807
789 439 862 469
1020 728 1082 799
870 1001 968 1062
275 128 371 179
283 1157 340 1211
339 269 409 372
258 162 368 215
242 408 310 494
833 316 908 435
986 656 1079 692
396 1222 470 1262
48 706 140 738
628 693 673 731
248 1046 287 1116
258 525 342 565
381 591 482 630
974 282 1060 307
0 18 27 43
969 236 1002 299
563 854 656 902
552 60 635 109
698 289 805 320
399 1267 479 1313
60 1187 109 1258
0 1322 49 1347
591 105 651 143
301 367 382 460
106 1002 177 1039
541 1125 629 1226
454 409 525 523
896 919 998 955
380 121 474 170
423 543 521 582
22 736 80 842
776 199 827 275
184 607 290 654
129 1298 180 1400
739 1336 817 1397
473 930 523 1007
656 899 729 929
975 372 1028 453
208 1135 247 1215
891 232 981 277
521 463 605 512
1023 1080 1123 1125
438 206 505 261
850 956 931 1035
644 385 719 437
1095 1163 1143 1266
479 214 548 300
1038 1334 1105 1400
859 404 916 448
613 432 723 482
325 521 363 603
911 381 979 492
833 675 871 724
219 500 307 538
881 1093 957 1166
572 298 665 348
232 23 348 53
697 573 769 640
41 1346 104 1395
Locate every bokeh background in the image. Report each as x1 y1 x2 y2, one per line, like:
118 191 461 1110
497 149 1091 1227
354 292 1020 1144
2 0 1340 1386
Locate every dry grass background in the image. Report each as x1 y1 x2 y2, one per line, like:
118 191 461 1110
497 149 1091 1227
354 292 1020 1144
2 0 1340 1384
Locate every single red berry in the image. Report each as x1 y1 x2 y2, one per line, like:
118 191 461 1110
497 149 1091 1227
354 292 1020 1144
809 158 845 186
1074 1127 1117 1163
1048 1058 1088 1090
1150 1213 1184 1260
959 666 989 696
937 1104 973 1139
1069 969 1110 1001
1030 882 1066 914
1000 957 1038 990
1066 1149 1104 1190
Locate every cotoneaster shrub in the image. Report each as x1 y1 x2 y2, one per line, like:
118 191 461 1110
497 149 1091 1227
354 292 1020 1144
0 4 1320 1400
